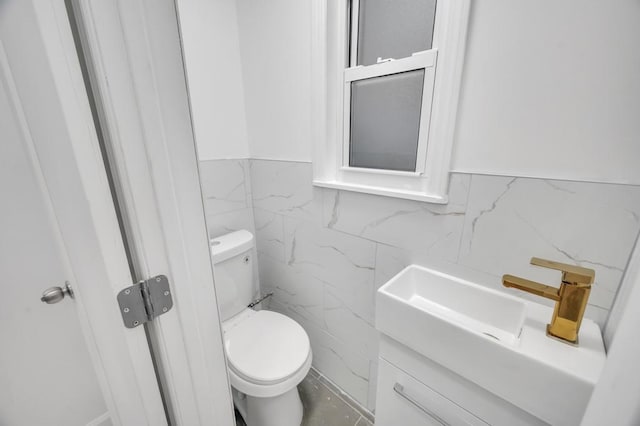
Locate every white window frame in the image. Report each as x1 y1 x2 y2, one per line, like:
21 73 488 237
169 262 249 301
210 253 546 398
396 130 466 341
342 50 437 176
312 0 471 203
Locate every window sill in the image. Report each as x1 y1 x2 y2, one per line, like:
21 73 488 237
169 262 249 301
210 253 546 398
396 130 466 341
312 179 448 204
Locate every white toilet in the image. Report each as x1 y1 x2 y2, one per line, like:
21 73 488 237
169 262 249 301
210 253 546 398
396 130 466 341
210 230 312 426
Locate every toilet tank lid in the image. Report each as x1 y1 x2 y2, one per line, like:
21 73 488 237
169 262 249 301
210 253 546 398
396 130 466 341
210 230 254 264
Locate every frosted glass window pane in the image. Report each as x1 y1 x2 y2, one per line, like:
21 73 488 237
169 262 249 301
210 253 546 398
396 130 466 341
357 0 437 66
349 70 424 172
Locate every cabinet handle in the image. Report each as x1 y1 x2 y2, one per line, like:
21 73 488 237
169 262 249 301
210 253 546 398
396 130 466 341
393 383 449 425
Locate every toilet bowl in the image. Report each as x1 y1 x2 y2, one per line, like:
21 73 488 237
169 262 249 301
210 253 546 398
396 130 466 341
224 309 312 426
210 230 312 426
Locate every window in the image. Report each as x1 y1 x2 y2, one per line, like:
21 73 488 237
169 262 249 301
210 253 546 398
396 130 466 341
355 0 437 67
349 69 426 172
347 0 437 174
312 0 471 203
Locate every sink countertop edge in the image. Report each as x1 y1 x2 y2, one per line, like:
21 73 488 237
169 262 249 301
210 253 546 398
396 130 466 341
376 282 606 426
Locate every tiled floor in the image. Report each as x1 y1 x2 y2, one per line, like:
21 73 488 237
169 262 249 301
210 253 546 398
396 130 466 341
234 370 373 426
299 371 372 426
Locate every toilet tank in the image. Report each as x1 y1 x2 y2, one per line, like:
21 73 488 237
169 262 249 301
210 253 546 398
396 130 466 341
210 230 256 321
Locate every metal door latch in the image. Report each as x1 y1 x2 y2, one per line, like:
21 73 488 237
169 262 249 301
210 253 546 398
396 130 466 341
117 275 173 328
41 281 74 304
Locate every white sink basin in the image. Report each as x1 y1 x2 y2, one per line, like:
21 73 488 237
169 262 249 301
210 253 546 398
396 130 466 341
376 264 606 426
381 265 526 346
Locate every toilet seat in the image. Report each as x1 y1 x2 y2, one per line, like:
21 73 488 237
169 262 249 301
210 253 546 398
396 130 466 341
223 309 312 398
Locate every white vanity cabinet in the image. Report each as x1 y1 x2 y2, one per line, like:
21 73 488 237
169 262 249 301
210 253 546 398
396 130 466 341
374 264 606 426
376 358 488 426
374 336 548 426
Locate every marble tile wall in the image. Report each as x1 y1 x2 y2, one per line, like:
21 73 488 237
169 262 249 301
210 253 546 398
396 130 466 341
198 159 260 292
199 159 255 238
199 158 640 412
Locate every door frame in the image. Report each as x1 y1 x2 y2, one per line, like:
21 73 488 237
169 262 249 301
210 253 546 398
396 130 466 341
67 0 235 425
1 1 167 424
581 237 640 425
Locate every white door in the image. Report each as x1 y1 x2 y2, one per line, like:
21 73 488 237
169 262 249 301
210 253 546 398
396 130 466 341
0 1 166 425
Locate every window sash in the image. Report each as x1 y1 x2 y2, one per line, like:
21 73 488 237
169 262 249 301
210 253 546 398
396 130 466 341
342 49 438 175
349 0 359 67
349 0 437 68
344 49 436 82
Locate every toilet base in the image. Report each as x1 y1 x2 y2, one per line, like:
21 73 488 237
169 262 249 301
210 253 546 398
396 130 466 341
233 386 303 426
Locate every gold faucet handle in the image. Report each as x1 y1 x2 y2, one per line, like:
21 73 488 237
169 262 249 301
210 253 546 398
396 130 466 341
530 257 595 285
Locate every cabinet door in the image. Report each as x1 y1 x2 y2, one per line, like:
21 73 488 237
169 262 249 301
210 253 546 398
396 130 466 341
375 359 489 426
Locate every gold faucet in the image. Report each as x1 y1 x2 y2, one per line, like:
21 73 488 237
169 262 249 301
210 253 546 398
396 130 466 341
503 257 595 345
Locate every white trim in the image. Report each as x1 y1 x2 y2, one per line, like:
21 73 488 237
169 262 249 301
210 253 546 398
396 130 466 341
423 0 472 199
581 240 640 425
313 0 470 203
603 236 640 349
2 1 166 424
414 64 437 175
348 0 358 67
344 50 437 82
313 180 448 204
341 50 437 177
339 166 421 177
310 0 328 182
71 1 234 425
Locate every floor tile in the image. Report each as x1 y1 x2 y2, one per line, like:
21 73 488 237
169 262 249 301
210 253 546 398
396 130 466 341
299 374 361 426
355 417 373 426
234 372 368 426
234 408 246 426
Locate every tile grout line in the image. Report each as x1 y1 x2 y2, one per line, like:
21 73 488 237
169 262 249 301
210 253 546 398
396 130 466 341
311 367 375 423
314 377 367 426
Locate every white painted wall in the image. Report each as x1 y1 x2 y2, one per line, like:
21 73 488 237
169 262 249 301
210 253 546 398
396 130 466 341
236 0 312 162
222 0 640 187
451 0 640 184
176 0 250 160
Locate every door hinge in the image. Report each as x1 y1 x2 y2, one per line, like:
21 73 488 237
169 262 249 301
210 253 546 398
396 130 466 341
117 275 173 328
